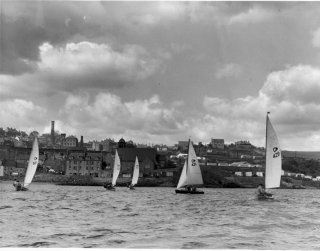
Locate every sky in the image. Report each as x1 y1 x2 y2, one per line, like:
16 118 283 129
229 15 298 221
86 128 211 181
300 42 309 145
2 1 320 150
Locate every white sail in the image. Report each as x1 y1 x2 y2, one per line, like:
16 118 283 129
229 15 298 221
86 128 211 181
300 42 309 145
265 115 282 189
177 161 187 189
131 156 139 186
112 150 121 186
186 140 204 186
23 137 39 187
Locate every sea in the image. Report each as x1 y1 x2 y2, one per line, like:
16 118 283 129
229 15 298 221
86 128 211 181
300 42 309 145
1 181 320 249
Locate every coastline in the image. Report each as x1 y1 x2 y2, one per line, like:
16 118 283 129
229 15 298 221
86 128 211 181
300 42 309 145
0 173 312 189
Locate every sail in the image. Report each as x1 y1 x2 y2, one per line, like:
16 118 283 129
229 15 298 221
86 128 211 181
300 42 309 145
112 150 121 186
186 140 204 186
23 137 39 187
131 156 139 186
265 115 282 189
177 161 187 189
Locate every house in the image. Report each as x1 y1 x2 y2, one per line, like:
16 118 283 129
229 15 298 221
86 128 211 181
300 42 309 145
117 148 159 178
229 161 253 167
65 150 112 178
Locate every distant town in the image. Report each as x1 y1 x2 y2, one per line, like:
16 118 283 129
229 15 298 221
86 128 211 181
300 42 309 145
1 121 320 188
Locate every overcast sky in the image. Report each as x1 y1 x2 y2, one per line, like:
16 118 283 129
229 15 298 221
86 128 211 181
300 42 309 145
2 1 320 150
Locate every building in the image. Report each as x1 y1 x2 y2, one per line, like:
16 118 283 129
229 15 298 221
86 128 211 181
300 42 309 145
63 136 78 148
117 148 159 178
178 141 189 152
211 139 224 149
65 150 112 177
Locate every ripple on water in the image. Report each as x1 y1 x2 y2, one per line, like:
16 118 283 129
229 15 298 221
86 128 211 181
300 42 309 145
107 239 126 245
181 241 209 249
0 205 13 210
19 241 56 247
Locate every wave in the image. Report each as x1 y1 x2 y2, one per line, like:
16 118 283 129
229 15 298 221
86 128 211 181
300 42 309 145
85 234 105 239
181 241 209 249
107 239 126 245
19 241 56 247
0 205 13 210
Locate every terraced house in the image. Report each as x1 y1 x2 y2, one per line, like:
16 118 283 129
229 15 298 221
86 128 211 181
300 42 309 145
65 150 112 178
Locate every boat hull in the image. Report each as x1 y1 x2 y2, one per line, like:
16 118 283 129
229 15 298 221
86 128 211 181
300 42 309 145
257 194 274 200
175 189 204 194
16 186 28 191
103 184 115 191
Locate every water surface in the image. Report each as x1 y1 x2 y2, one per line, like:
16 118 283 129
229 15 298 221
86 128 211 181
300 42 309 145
1 181 320 249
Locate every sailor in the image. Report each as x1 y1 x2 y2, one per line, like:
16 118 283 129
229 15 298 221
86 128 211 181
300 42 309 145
16 180 22 190
257 184 272 197
104 183 113 189
13 179 18 188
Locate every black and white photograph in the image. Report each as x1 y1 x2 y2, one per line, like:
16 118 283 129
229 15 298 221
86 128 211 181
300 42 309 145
2 1 320 249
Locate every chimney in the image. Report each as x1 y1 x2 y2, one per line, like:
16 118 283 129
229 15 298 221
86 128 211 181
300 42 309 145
80 136 84 147
51 121 55 145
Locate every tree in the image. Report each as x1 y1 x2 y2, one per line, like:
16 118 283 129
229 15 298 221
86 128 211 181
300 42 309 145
29 131 39 138
0 127 5 136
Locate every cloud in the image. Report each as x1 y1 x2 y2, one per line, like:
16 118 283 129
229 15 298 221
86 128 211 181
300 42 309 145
38 42 159 89
0 99 47 132
228 5 275 25
312 27 320 48
0 41 160 98
215 63 242 79
201 65 320 150
57 92 186 143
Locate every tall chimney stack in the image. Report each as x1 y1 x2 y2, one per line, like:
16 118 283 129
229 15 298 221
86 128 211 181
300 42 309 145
80 136 84 147
51 121 55 145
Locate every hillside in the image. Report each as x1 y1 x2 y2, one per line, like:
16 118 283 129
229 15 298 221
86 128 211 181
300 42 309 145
282 151 320 160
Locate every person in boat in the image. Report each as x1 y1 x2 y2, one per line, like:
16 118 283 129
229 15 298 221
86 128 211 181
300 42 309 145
14 180 23 191
104 183 114 190
13 179 18 188
257 184 272 197
191 186 197 192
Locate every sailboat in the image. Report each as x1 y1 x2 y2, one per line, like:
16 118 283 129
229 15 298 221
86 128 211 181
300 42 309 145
104 149 121 191
258 112 282 200
175 139 204 194
15 137 39 191
128 156 139 190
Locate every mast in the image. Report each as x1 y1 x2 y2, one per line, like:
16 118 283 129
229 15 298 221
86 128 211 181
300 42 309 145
186 138 190 185
265 112 270 184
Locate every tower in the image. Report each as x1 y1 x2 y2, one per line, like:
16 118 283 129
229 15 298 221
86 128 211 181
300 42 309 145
51 121 55 145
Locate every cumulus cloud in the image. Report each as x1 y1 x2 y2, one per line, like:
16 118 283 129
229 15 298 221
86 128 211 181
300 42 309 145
38 42 159 89
215 63 242 79
0 99 47 132
201 65 320 150
0 41 160 98
57 92 186 143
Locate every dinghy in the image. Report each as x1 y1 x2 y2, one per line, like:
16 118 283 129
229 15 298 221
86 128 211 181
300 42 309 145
104 149 120 191
175 139 204 194
128 156 139 190
15 137 39 191
258 112 282 200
